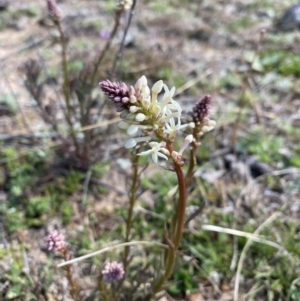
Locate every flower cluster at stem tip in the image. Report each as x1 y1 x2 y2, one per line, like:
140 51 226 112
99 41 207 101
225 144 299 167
102 261 125 283
44 230 66 252
99 76 215 163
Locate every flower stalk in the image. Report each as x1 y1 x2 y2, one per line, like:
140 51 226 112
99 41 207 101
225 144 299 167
52 15 80 155
99 75 215 299
44 230 80 300
123 148 141 271
62 249 80 301
148 142 187 299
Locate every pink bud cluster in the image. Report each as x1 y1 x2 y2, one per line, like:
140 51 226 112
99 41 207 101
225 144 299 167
99 80 131 112
102 261 125 283
44 230 66 252
191 95 211 125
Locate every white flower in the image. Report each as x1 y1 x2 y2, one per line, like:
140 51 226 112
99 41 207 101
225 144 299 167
159 85 182 115
138 141 170 163
164 117 188 139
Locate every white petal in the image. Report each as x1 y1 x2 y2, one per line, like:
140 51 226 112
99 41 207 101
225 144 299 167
152 80 163 94
143 86 150 96
138 149 153 156
169 86 176 97
151 153 158 163
157 152 169 161
135 77 142 91
127 125 139 135
163 84 170 93
125 138 137 149
141 75 147 86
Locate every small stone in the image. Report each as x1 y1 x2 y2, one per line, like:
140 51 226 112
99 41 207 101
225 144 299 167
277 1 300 31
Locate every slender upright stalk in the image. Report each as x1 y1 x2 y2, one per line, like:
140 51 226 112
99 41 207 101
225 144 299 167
89 10 122 87
98 276 109 301
185 128 198 185
111 0 137 77
149 142 187 299
62 250 80 301
81 10 123 163
123 149 140 271
55 19 80 154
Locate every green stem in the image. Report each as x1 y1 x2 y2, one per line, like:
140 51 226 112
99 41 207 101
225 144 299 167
89 10 122 87
98 277 109 301
149 142 187 299
123 150 140 271
185 129 198 185
63 250 80 301
55 20 80 154
185 146 196 185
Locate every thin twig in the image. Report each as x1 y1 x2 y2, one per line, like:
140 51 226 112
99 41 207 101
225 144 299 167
233 209 290 301
89 9 123 87
55 19 80 153
58 241 168 267
79 116 120 132
111 0 137 78
198 224 289 251
30 36 64 109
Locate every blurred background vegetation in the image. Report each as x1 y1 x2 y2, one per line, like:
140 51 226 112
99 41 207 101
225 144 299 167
0 0 300 300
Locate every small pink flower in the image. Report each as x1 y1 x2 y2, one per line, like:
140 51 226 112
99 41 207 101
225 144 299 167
44 230 66 252
102 261 125 283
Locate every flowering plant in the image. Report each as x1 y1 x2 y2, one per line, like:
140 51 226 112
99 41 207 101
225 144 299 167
99 75 215 299
45 75 215 300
